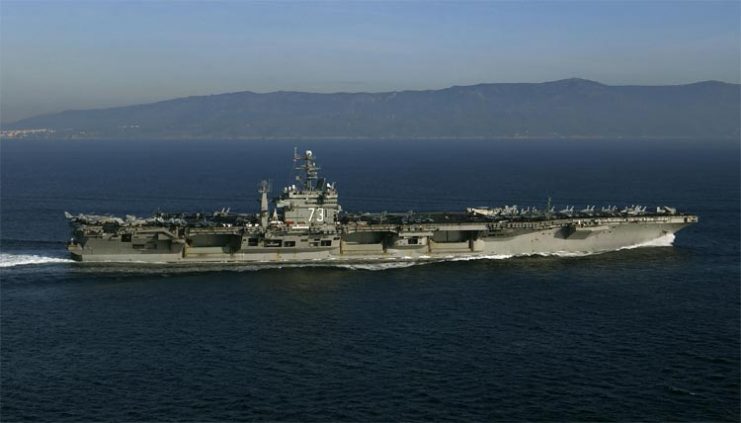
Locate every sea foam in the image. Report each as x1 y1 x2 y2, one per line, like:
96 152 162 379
0 233 675 270
0 253 75 268
619 232 675 249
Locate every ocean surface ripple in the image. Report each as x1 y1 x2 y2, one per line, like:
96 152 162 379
1 139 738 421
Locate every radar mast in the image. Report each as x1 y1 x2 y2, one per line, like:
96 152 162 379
293 147 320 191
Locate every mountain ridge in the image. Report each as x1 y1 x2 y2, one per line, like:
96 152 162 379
5 78 739 140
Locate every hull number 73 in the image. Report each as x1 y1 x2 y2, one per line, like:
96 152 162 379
308 207 325 222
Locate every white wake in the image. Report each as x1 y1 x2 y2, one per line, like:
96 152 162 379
618 232 675 250
417 232 676 263
0 233 675 270
0 253 75 268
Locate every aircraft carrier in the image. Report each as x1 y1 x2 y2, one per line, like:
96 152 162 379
66 149 697 263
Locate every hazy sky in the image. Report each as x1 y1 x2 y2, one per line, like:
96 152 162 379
1 1 739 123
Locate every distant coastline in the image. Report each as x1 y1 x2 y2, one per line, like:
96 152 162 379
4 78 739 141
4 135 737 144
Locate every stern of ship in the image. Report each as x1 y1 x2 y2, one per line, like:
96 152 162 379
67 240 84 261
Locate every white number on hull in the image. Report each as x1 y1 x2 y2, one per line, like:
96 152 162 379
308 208 325 222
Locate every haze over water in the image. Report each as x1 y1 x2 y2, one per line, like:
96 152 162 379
1 139 738 421
2 1 739 123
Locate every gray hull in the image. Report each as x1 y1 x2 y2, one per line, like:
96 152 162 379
68 217 691 264
66 148 697 265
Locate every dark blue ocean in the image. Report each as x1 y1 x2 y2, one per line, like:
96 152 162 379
1 139 739 421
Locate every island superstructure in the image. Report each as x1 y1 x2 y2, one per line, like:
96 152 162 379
66 149 697 263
